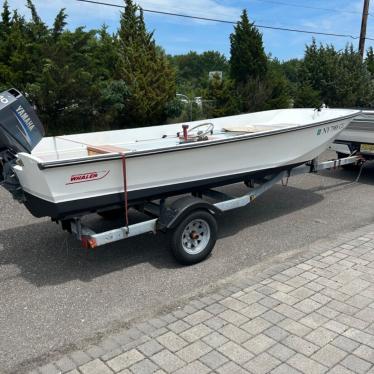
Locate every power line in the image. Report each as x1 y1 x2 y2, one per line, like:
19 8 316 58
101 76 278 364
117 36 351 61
257 0 373 17
76 0 235 24
76 0 374 41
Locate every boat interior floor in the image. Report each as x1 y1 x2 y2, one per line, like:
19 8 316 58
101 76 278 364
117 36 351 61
32 124 292 162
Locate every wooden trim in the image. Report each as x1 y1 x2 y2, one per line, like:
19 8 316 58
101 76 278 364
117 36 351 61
87 144 129 156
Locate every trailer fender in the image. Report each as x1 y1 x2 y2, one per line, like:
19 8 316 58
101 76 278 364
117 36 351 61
159 195 222 230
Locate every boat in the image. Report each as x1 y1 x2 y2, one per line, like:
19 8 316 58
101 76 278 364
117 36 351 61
332 110 374 159
0 89 360 220
336 110 374 145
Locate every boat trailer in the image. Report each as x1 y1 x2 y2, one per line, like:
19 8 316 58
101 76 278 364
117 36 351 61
66 155 363 265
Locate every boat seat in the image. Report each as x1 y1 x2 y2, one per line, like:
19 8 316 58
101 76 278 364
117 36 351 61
87 144 130 156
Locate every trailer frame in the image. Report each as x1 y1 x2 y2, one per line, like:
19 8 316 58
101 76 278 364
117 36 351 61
66 155 363 264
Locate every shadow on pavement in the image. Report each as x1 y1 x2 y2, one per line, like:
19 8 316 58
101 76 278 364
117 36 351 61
319 160 374 186
217 184 323 239
0 184 323 287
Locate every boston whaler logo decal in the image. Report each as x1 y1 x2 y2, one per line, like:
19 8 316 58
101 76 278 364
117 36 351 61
317 122 345 136
66 170 110 185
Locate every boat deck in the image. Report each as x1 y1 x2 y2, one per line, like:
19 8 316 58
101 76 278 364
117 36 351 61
32 125 287 162
28 107 359 163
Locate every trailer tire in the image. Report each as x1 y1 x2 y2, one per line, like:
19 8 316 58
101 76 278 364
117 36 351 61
170 210 217 265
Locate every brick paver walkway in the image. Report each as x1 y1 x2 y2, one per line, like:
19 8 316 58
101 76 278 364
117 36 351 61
31 224 374 374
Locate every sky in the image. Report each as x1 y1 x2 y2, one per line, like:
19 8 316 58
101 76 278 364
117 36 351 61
4 0 374 60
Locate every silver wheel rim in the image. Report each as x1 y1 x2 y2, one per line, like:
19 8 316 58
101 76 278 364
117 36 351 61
181 218 211 255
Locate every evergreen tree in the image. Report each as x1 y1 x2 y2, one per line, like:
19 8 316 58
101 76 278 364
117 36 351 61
298 40 374 107
228 10 290 112
294 84 321 108
229 10 267 84
0 0 11 35
280 59 302 84
264 60 291 109
170 50 229 92
204 74 239 117
5 0 374 136
0 0 177 134
366 47 374 75
5 11 29 87
116 0 176 126
0 0 12 90
26 25 118 134
52 9 67 39
25 1 48 83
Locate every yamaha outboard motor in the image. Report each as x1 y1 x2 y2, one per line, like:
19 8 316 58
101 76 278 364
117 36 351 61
0 88 45 200
0 88 44 153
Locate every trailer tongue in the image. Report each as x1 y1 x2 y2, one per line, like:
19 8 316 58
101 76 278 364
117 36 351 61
0 88 45 199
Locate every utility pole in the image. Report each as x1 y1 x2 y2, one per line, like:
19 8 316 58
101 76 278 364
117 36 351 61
359 0 370 59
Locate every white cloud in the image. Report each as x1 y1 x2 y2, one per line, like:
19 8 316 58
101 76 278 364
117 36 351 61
6 0 241 27
137 0 240 20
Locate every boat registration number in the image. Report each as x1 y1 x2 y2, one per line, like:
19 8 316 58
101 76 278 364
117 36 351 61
360 143 374 153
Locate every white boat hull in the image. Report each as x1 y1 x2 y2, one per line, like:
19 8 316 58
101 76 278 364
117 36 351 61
11 108 358 219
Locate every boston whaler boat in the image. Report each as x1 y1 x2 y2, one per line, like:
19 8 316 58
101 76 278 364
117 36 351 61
0 89 361 263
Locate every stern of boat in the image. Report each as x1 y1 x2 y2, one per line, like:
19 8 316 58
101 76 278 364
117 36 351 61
0 88 45 203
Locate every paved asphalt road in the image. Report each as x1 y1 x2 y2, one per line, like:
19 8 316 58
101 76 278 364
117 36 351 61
1 153 374 373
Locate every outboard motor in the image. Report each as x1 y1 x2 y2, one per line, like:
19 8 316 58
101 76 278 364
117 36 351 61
0 88 45 200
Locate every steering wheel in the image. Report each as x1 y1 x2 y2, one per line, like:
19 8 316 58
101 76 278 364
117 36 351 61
187 122 214 138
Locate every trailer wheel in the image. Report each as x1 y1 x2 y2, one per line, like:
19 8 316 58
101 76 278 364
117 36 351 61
170 210 217 265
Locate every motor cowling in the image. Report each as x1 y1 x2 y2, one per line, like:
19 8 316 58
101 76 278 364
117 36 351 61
0 88 45 154
0 88 45 201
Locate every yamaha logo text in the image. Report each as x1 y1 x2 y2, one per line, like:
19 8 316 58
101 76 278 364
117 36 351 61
16 105 35 131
